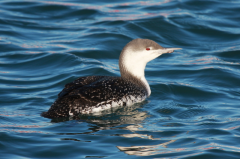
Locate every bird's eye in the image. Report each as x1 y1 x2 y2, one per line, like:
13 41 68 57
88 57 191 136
146 48 150 51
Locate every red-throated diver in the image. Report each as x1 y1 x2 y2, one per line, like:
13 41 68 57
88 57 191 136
41 38 181 118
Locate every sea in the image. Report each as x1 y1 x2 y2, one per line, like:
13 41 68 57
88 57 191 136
1 0 240 158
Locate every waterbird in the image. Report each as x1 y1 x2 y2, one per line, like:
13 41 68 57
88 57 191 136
41 38 181 118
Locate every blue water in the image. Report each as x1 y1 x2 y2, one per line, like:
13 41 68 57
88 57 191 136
1 0 240 158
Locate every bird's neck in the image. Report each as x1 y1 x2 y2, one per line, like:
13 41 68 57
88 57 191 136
119 53 151 96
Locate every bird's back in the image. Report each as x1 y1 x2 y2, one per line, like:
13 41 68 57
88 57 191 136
41 76 147 118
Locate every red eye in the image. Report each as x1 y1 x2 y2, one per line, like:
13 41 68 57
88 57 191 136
146 48 150 51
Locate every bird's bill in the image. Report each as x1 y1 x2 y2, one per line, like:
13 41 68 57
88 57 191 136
162 48 182 54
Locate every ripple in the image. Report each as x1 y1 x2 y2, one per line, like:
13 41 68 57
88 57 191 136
1 0 240 158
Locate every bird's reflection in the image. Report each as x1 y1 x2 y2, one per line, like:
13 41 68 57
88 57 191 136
117 139 176 156
50 101 179 157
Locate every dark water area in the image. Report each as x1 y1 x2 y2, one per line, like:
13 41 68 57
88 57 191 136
1 0 240 158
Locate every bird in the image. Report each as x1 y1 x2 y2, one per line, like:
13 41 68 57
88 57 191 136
41 38 181 118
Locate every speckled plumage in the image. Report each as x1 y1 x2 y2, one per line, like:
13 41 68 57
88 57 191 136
42 39 181 118
41 76 147 118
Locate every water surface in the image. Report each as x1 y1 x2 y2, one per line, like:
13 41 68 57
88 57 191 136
1 0 240 158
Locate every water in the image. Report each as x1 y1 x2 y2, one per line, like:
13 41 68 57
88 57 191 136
1 0 240 158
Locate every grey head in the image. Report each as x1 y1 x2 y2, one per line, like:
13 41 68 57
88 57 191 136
122 38 164 53
119 38 181 96
119 38 181 78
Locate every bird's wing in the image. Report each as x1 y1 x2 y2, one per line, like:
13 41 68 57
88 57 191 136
59 77 145 108
45 76 146 117
58 76 106 98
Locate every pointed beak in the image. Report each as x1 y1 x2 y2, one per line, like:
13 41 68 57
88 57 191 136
163 48 182 54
